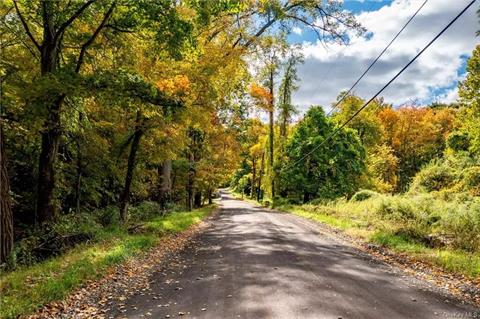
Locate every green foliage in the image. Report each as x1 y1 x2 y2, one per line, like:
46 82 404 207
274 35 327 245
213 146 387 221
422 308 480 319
332 95 383 148
447 131 470 152
459 166 480 196
409 154 480 196
279 106 366 201
410 160 458 193
458 45 480 154
350 189 380 202
9 201 164 269
128 201 161 222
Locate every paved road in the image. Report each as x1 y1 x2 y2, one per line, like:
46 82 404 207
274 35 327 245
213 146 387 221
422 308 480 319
114 191 478 319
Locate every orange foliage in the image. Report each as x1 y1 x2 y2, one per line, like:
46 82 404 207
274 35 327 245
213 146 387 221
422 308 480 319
249 83 272 110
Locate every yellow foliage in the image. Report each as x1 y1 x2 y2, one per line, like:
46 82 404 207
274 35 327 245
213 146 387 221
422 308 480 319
156 75 190 96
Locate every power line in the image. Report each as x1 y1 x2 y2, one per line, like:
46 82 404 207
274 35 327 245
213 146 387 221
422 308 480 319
326 0 428 116
289 0 476 169
312 1 377 91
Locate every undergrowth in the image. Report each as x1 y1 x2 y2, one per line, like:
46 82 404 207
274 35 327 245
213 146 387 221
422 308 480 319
0 204 215 319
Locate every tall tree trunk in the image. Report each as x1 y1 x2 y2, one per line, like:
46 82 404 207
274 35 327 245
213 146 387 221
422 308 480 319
158 160 172 211
194 191 202 208
303 191 311 203
119 111 143 222
14 0 109 223
1 121 13 264
268 68 275 199
257 151 265 202
35 6 63 222
207 189 213 204
74 113 83 214
251 157 256 199
36 95 64 222
186 152 194 211
280 117 287 138
74 138 82 214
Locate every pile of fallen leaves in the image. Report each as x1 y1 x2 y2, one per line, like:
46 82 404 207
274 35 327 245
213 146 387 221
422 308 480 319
25 209 219 319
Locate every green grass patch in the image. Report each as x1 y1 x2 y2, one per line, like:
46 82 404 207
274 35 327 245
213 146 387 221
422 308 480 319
0 205 215 319
370 231 480 278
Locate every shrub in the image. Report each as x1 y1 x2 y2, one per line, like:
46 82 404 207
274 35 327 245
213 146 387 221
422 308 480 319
375 195 442 242
446 131 470 152
350 189 380 202
94 206 120 227
441 199 480 251
459 166 480 196
410 161 458 193
309 197 331 205
128 201 161 222
12 213 102 267
271 197 289 208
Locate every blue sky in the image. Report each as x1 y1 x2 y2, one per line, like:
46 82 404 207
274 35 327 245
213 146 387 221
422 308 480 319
285 0 479 112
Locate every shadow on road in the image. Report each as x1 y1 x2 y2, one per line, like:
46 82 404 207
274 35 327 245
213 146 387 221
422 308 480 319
110 191 478 319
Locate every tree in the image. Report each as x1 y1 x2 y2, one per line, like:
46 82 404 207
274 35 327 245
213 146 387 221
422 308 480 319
10 0 193 222
231 0 364 49
377 106 456 191
331 94 383 149
0 119 13 264
278 50 303 137
458 45 480 154
279 106 365 202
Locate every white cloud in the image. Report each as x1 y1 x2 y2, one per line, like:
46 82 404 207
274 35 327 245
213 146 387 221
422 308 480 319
437 88 459 104
293 0 479 112
292 26 303 35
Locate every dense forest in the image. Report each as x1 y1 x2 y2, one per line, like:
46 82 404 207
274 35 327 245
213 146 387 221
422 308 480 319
0 0 479 317
0 0 364 267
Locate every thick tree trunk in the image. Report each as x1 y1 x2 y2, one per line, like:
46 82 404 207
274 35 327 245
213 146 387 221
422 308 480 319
36 95 64 222
35 16 63 222
1 122 13 264
119 111 143 222
303 191 311 203
26 0 112 222
207 189 213 204
194 191 202 208
158 160 172 211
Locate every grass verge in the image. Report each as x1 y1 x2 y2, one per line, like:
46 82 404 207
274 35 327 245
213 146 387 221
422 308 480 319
280 204 480 279
0 205 215 319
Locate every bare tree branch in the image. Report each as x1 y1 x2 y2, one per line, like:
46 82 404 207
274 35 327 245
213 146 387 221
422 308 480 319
13 0 41 51
105 24 134 33
238 18 276 49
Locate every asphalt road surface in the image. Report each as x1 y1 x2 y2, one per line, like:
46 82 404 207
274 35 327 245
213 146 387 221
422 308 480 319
113 190 479 319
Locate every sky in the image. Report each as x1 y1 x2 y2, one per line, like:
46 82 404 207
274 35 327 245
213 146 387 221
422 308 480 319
288 0 479 113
